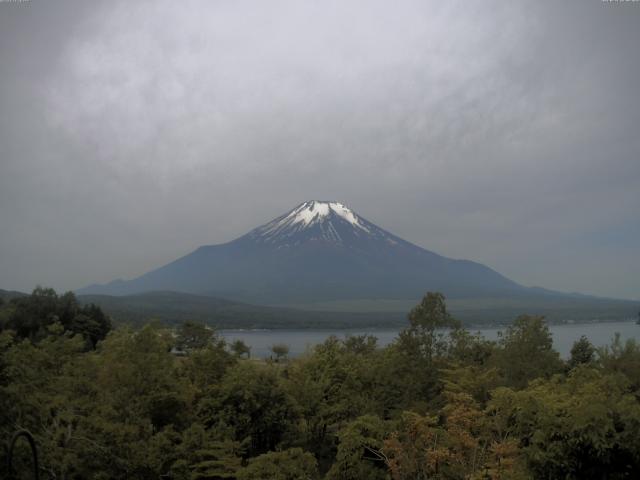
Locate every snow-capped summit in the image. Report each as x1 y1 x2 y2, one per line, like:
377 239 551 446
276 201 368 230
249 200 395 247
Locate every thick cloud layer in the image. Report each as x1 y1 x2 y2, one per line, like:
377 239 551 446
1 0 638 299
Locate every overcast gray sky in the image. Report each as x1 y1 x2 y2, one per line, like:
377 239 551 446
1 0 638 300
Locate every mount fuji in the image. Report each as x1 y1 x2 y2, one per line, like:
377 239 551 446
79 200 541 304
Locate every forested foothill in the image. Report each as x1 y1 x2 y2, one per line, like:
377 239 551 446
2 289 640 479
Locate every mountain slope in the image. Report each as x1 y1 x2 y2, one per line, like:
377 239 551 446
0 288 29 302
77 201 573 304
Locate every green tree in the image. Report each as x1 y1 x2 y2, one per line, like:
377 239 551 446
446 328 496 367
325 415 388 480
386 293 460 409
493 315 563 389
190 439 243 480
237 448 319 480
176 321 216 351
0 323 94 479
567 335 595 370
230 339 251 358
487 368 640 479
181 340 236 390
399 293 459 362
69 307 111 349
1 287 110 348
198 362 297 456
271 343 290 362
6 286 59 340
343 334 378 355
162 424 243 480
284 336 377 453
597 333 640 390
97 326 177 415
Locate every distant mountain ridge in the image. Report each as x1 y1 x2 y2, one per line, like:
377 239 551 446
0 288 28 301
76 291 406 329
76 290 637 329
76 200 616 306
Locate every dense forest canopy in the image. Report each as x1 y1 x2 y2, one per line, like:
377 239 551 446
2 289 640 479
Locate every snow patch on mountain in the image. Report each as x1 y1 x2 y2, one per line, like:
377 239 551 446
250 200 377 245
280 201 369 232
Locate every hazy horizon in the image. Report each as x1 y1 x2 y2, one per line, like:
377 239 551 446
1 0 639 300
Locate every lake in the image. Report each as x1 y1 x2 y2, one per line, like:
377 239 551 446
220 321 640 358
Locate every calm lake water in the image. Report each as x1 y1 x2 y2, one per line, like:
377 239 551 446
220 321 640 359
